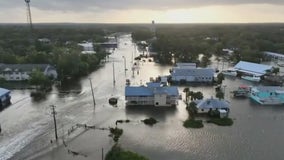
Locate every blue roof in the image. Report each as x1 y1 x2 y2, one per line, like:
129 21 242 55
125 86 153 96
171 68 214 77
154 87 179 96
146 82 162 88
125 85 179 97
234 61 272 76
0 88 10 97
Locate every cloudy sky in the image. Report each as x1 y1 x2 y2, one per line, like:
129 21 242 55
0 0 284 23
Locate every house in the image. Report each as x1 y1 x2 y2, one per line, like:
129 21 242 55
78 42 96 54
0 64 57 81
95 36 118 49
0 88 11 109
250 86 284 105
170 63 214 83
234 61 273 77
194 98 230 116
125 82 179 107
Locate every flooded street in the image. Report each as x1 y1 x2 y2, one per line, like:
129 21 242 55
2 34 284 160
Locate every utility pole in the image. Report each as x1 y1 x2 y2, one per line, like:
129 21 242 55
50 105 58 140
113 62 116 86
122 56 127 75
102 148 104 160
88 78 96 107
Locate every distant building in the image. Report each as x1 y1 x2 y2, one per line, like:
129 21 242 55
0 88 11 109
263 51 284 61
125 82 179 107
95 36 118 49
170 63 214 83
233 61 273 77
0 64 57 81
78 42 96 54
38 38 51 44
222 48 234 56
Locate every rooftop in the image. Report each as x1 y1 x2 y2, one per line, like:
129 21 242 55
194 98 230 109
0 88 10 97
234 61 272 76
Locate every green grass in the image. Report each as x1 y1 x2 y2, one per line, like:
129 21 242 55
207 117 234 126
105 145 149 160
183 119 204 128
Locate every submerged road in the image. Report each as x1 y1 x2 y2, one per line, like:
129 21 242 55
2 34 284 160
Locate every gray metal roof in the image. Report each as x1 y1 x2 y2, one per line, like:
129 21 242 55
125 83 179 97
171 68 214 77
234 61 272 76
0 64 54 72
194 98 230 109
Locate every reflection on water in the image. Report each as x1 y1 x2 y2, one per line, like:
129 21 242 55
125 106 177 121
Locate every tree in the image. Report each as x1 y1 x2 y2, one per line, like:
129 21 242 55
272 67 280 75
29 69 52 89
216 90 224 100
217 73 225 84
183 87 190 103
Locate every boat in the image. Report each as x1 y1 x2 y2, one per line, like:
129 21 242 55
221 69 237 76
232 85 251 97
250 86 284 105
241 75 261 82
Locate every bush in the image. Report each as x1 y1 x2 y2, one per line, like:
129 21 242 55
183 119 204 128
105 145 149 160
207 117 233 126
109 127 123 142
142 117 158 126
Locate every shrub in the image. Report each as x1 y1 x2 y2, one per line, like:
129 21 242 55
183 119 204 128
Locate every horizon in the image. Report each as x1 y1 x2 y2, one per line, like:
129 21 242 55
0 1 284 23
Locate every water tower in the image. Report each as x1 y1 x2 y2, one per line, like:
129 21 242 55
25 0 33 32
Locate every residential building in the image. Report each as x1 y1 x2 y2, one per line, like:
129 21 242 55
194 97 230 116
0 64 57 81
0 88 11 109
125 82 179 107
170 63 214 83
263 51 284 61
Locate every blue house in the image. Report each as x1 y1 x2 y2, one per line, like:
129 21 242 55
250 86 284 105
0 88 11 109
125 82 179 107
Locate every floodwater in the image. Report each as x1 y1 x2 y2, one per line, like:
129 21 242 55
1 34 284 160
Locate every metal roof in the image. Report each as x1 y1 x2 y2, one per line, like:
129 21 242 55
125 86 153 96
0 64 54 72
125 84 179 97
0 88 10 97
263 51 284 58
234 61 272 76
194 98 230 109
171 68 214 77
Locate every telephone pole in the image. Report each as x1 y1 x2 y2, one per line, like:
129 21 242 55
88 78 96 107
50 105 58 140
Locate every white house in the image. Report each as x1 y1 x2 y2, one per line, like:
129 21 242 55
194 98 230 116
0 64 57 81
125 82 179 107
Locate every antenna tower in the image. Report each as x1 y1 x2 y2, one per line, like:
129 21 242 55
25 0 33 32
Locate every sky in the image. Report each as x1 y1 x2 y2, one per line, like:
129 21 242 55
0 0 284 23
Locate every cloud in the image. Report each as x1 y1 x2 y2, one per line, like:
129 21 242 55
1 0 284 12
